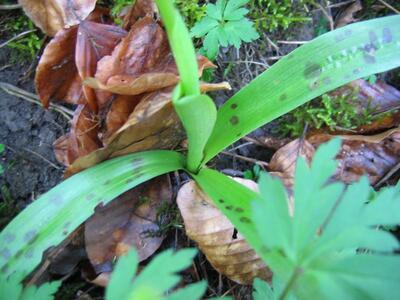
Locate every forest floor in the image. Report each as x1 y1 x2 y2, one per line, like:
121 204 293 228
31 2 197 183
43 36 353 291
1 0 400 299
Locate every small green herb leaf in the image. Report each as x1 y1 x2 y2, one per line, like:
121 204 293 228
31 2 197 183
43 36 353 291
106 248 203 300
191 0 258 58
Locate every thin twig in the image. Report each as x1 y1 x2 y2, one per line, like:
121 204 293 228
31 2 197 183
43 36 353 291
316 3 334 30
0 4 21 10
221 151 269 168
377 0 400 14
277 40 309 45
24 148 61 170
0 82 74 120
374 161 400 188
310 0 356 12
0 29 37 49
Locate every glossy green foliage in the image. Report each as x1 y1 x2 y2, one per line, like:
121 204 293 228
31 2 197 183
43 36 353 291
203 15 400 163
191 0 259 59
0 273 60 300
155 0 199 96
0 151 185 277
106 248 206 300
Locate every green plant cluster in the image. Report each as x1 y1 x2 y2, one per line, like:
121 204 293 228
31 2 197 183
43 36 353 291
1 2 400 299
4 15 41 62
175 0 207 29
278 90 377 137
249 0 314 32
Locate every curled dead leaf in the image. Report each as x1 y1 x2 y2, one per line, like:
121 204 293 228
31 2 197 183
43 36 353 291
36 27 83 108
85 176 172 285
19 0 97 36
177 179 272 284
54 105 101 165
75 21 127 111
121 0 158 31
309 128 400 185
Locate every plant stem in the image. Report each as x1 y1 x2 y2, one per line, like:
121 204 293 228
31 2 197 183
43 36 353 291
278 267 303 300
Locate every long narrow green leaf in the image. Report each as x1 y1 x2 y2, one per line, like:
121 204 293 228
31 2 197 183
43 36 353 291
155 0 200 97
0 151 185 277
203 16 400 163
173 93 217 172
191 168 263 252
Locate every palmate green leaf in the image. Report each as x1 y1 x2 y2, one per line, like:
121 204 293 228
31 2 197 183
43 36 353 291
106 248 202 300
191 0 258 58
253 278 274 300
0 151 185 277
203 15 400 163
155 0 199 96
251 139 400 300
0 273 60 300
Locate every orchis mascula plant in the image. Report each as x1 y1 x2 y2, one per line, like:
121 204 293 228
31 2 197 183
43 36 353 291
1 0 400 298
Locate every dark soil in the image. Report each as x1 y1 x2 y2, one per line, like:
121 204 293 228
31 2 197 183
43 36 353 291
0 45 68 227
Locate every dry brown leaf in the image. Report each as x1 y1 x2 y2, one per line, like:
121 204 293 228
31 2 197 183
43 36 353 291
35 8 114 108
36 27 84 108
85 176 172 285
54 104 101 165
177 179 272 284
19 0 97 36
61 82 230 175
85 17 214 97
335 0 362 28
309 128 400 185
75 21 127 112
121 0 158 31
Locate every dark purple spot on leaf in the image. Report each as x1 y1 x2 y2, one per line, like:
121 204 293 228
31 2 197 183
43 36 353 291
3 233 15 243
230 103 238 109
25 249 34 258
24 230 37 243
240 216 251 223
0 248 11 260
1 265 9 274
86 193 96 201
64 221 72 229
218 199 225 203
131 158 144 167
15 250 23 259
309 80 320 90
363 53 376 64
383 28 392 44
279 94 287 101
126 178 134 184
304 62 322 79
104 179 112 185
230 116 239 125
225 205 233 210
322 77 332 85
235 207 244 213
353 68 362 75
369 30 378 45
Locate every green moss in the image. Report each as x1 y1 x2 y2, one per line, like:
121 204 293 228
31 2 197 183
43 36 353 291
4 15 42 63
278 88 381 137
249 0 314 33
175 0 206 29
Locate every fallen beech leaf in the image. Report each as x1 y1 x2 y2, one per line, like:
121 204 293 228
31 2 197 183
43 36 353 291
309 128 400 185
54 105 101 165
177 179 272 284
87 17 214 97
85 176 172 283
335 0 362 28
104 94 142 139
121 0 158 31
36 27 84 108
19 0 97 36
35 9 114 108
268 138 315 190
76 21 127 112
61 82 230 175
